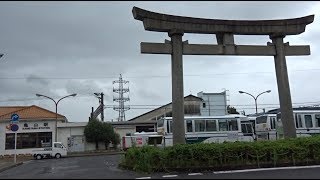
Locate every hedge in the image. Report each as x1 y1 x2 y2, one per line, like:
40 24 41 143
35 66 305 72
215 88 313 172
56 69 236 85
119 135 320 173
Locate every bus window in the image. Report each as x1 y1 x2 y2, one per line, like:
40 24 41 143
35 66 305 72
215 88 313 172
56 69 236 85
186 120 193 132
256 116 267 124
206 120 217 131
157 119 164 128
241 124 247 133
241 123 253 134
195 120 205 132
315 114 320 127
270 117 276 129
304 115 313 128
167 120 173 133
295 114 303 128
228 119 238 131
246 124 253 133
218 119 228 131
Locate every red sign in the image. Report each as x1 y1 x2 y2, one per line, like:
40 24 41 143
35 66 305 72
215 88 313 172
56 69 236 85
136 137 143 145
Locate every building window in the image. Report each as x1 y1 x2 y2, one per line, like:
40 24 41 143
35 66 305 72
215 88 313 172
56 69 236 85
203 103 206 108
5 132 52 150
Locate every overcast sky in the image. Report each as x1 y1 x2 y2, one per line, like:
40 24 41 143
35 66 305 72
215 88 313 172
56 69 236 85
0 1 319 122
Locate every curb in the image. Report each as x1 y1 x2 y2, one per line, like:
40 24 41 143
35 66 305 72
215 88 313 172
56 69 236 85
67 151 125 158
0 162 23 173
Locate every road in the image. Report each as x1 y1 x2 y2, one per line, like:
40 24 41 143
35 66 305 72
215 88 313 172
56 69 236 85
0 154 320 179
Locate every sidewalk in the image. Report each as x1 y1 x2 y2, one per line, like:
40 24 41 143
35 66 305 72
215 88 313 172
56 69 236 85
0 155 32 173
0 150 125 173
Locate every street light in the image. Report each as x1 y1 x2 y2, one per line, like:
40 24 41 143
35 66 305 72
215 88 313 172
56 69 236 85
36 93 77 142
238 90 271 114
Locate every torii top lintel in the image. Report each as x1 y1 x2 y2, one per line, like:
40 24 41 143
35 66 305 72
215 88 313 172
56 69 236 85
132 7 314 36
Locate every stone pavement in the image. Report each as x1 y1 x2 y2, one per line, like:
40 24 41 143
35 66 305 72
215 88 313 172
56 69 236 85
0 150 125 173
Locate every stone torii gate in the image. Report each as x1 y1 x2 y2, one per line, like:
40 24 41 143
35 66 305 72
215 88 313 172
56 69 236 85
132 6 314 145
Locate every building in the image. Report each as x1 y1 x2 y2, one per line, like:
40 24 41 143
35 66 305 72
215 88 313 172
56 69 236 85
0 105 156 155
57 121 156 152
0 105 66 156
127 94 202 125
197 91 228 116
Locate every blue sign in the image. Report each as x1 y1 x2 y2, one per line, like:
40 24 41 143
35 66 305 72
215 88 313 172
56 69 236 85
11 124 19 132
11 114 19 122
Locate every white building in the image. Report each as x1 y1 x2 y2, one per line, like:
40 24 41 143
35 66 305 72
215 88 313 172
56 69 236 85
0 105 155 155
197 91 228 116
0 105 66 156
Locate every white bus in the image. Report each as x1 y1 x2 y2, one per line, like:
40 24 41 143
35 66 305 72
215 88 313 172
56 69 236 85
156 115 255 147
255 114 279 140
255 108 320 140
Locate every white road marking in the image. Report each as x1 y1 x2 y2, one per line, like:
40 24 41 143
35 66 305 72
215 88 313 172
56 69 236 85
136 177 151 179
52 165 80 170
188 173 203 176
213 165 320 174
162 174 178 178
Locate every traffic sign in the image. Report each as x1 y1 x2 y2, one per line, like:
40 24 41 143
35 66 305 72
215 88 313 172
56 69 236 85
11 124 19 132
11 114 19 122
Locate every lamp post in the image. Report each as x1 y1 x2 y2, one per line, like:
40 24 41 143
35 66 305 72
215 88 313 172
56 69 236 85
238 90 271 114
36 93 77 142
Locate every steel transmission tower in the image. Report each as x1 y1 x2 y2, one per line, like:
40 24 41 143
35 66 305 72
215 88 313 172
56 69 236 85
113 74 130 121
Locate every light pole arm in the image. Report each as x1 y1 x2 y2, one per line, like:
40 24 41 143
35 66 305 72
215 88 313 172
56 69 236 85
256 90 271 100
57 94 76 105
36 94 57 105
241 92 256 101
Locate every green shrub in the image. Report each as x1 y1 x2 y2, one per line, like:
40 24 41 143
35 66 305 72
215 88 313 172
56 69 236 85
119 135 320 173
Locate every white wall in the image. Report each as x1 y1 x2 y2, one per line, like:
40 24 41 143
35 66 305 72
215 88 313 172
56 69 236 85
198 91 227 116
0 120 58 156
0 121 140 155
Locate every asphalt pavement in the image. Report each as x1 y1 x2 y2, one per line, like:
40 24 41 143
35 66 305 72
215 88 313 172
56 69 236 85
0 150 125 173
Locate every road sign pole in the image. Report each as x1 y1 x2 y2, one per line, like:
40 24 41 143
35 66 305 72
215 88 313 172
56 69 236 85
14 132 17 164
10 113 19 164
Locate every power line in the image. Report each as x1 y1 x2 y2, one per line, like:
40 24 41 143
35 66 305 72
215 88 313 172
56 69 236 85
1 96 320 107
0 68 320 80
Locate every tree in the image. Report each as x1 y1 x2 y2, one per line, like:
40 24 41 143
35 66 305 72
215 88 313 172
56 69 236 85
102 122 115 149
227 105 240 114
84 118 105 149
84 118 120 150
111 132 121 149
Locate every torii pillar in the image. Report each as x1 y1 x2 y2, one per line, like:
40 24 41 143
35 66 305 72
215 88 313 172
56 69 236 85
132 6 314 144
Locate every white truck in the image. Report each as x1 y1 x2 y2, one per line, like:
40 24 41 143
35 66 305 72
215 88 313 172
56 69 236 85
32 142 68 160
122 132 163 150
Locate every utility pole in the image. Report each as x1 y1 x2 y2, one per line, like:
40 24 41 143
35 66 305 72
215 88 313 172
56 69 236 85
92 92 105 121
113 74 130 121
